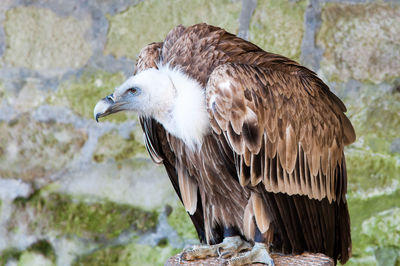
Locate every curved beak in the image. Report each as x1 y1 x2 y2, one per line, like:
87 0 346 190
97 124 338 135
94 93 124 122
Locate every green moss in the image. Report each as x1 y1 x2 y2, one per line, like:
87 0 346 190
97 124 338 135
167 204 198 240
362 208 400 249
12 192 158 240
346 90 400 152
360 208 400 266
105 0 241 59
73 241 180 266
248 0 307 61
346 150 400 192
51 70 129 121
0 248 22 266
93 130 146 163
348 190 400 259
317 3 400 83
26 240 56 263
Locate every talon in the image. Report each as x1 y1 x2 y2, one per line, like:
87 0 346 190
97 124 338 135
226 242 274 266
217 246 223 257
179 236 252 261
219 250 234 259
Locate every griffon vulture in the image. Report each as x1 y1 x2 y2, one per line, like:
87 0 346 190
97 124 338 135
94 23 355 265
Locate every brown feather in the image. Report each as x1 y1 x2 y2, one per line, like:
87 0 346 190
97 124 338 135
243 198 256 240
285 125 297 174
251 192 271 233
177 162 198 215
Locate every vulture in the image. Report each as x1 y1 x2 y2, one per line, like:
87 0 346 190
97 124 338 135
94 23 355 265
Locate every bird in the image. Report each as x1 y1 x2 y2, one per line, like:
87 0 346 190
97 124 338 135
94 23 355 265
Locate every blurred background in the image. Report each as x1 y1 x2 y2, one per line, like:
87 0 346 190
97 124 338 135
0 0 399 265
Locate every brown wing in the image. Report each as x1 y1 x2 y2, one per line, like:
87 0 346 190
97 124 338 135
135 30 206 242
206 62 355 203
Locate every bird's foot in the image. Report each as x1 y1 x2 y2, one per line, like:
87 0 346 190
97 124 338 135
225 242 274 266
180 236 251 261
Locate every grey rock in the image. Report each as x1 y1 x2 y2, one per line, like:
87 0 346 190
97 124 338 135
0 179 32 201
300 0 323 72
390 138 400 154
88 55 135 78
238 0 257 41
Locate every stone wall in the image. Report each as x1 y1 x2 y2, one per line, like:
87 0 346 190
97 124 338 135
0 0 399 265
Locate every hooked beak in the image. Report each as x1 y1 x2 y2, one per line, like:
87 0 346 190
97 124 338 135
94 93 124 122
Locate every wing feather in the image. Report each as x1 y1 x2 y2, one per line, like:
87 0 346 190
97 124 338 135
206 63 355 202
177 160 198 215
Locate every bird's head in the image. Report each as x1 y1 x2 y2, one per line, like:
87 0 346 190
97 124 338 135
94 68 175 122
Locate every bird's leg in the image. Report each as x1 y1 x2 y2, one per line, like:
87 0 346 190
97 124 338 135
180 227 251 261
225 228 275 266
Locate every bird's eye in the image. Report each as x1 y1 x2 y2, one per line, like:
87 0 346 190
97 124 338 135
128 87 138 94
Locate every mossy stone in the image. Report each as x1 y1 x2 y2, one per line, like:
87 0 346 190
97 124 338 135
11 192 158 240
0 81 4 101
348 190 400 260
3 7 92 71
346 150 400 192
0 115 87 181
343 85 400 191
167 204 198 240
105 0 241 60
344 86 400 263
248 0 307 61
317 3 400 83
51 70 130 122
374 247 400 266
73 241 180 266
26 240 56 263
345 89 400 153
93 130 146 163
1 78 50 112
362 208 400 250
0 248 22 266
17 251 54 266
361 208 400 265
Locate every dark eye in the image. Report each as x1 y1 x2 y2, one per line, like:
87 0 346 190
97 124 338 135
127 87 138 94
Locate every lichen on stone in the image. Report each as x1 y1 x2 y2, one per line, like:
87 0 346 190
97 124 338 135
345 89 400 153
343 85 400 264
361 208 400 265
3 7 92 71
93 130 146 164
73 240 179 266
346 150 400 192
0 115 87 181
348 190 400 261
343 86 400 191
17 251 54 266
0 247 22 265
105 0 241 60
248 0 307 61
317 3 400 83
1 78 50 112
362 208 400 249
51 69 130 122
167 204 198 240
11 192 159 240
